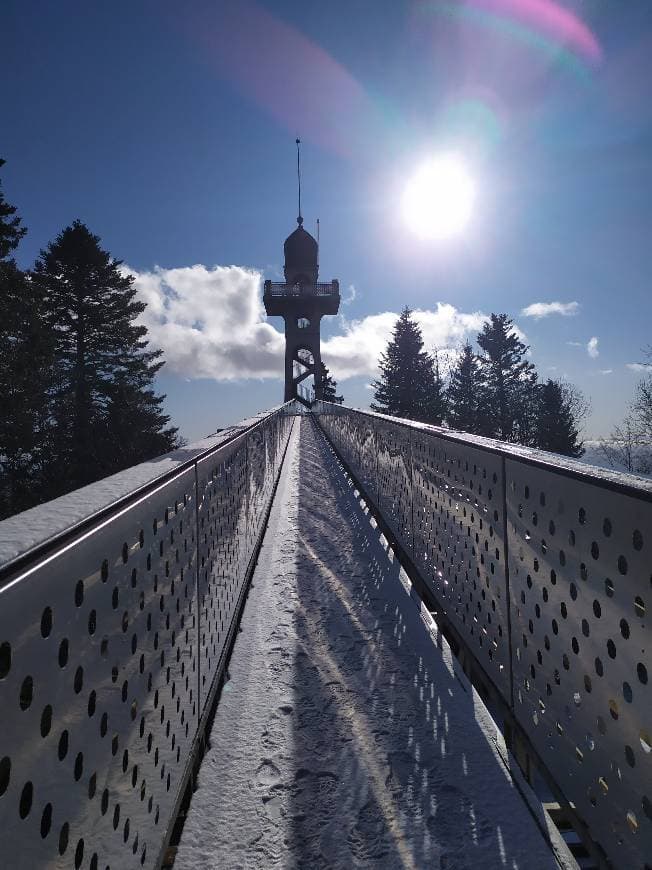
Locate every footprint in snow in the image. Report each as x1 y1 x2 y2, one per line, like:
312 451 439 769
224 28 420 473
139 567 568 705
256 760 281 787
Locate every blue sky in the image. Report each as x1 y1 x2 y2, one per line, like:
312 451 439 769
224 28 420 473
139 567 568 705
3 0 652 441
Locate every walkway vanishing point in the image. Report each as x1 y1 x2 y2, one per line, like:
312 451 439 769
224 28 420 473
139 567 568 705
0 403 650 870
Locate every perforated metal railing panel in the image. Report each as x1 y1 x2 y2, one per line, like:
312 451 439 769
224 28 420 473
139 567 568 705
196 432 249 712
506 458 652 869
0 406 294 870
0 469 199 870
376 419 413 554
411 430 512 699
314 402 652 870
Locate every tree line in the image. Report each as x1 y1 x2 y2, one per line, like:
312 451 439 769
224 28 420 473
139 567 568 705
370 307 587 457
0 159 179 520
598 349 652 475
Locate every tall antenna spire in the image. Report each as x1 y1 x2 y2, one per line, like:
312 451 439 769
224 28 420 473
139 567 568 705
296 137 303 226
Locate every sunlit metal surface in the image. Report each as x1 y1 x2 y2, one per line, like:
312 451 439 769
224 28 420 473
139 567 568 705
0 405 295 870
506 458 652 869
412 429 512 699
314 401 652 870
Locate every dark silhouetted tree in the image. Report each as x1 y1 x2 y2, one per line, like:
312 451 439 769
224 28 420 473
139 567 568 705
477 313 537 444
371 307 440 423
424 347 447 426
0 160 53 519
446 342 486 433
535 379 584 457
320 362 343 404
0 158 26 258
32 220 179 496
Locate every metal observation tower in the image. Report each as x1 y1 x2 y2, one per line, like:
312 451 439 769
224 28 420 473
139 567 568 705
263 140 340 405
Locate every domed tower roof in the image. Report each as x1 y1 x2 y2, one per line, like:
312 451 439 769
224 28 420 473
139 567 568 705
284 218 318 285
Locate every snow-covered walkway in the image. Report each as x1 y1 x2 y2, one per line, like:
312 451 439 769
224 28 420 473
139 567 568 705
175 416 571 870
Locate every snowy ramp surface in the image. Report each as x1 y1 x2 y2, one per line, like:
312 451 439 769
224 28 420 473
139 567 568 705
175 416 571 870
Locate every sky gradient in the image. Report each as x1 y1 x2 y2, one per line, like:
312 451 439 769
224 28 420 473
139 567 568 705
3 0 652 441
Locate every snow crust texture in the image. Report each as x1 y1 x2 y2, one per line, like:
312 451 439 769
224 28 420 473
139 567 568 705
175 417 565 870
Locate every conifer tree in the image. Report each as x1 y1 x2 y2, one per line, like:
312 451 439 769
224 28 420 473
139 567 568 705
535 379 584 457
0 159 26 257
320 362 343 404
447 342 485 433
32 220 179 495
371 307 440 423
0 160 53 519
425 347 447 426
477 313 538 443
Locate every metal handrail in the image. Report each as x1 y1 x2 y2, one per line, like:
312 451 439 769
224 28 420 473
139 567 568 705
0 402 299 585
313 402 652 501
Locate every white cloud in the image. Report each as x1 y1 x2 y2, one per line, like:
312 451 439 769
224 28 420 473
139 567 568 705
587 336 599 358
342 284 357 305
126 264 490 384
322 304 487 380
599 369 613 375
521 301 579 319
567 341 583 347
627 363 652 373
127 264 285 380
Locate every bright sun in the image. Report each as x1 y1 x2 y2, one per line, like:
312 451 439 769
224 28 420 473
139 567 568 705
402 154 475 240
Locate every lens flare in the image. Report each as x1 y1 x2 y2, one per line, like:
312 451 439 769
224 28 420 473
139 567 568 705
402 154 476 240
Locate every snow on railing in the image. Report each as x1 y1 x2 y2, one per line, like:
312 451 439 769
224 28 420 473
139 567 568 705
0 403 297 870
313 401 652 870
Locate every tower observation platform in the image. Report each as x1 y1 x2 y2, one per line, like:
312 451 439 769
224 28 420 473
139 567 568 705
263 279 340 309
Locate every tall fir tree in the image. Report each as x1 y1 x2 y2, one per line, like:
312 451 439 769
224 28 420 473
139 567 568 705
320 362 343 404
477 313 538 444
535 379 584 457
371 307 440 423
425 347 447 426
0 160 53 519
32 220 179 496
446 342 486 433
0 159 26 257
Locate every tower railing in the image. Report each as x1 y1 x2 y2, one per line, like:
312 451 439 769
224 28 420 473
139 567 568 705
263 279 339 297
0 403 298 870
313 401 652 870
